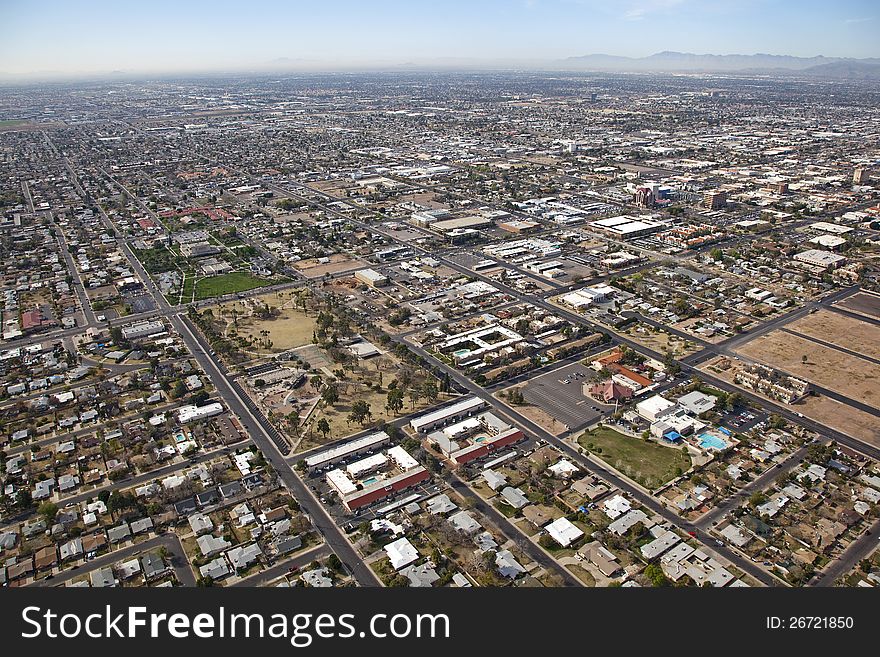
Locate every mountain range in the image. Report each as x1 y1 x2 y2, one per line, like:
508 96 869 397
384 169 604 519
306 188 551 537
561 51 880 77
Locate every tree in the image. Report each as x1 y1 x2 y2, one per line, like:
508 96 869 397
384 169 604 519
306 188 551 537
386 388 404 415
321 384 339 407
171 379 187 399
644 563 669 587
408 388 422 410
38 501 58 524
316 417 331 441
327 553 343 572
349 400 372 426
421 379 439 403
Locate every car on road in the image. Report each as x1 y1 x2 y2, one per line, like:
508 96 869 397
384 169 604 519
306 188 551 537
715 540 724 546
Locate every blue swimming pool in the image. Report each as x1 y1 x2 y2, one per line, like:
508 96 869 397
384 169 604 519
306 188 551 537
699 433 727 450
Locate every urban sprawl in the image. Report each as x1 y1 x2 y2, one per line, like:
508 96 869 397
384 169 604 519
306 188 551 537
1 72 879 590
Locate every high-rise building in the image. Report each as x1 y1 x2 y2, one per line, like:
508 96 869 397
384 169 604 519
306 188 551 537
853 168 869 184
634 187 655 208
703 190 727 210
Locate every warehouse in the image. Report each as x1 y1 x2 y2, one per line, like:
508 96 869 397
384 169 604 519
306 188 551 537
354 268 389 287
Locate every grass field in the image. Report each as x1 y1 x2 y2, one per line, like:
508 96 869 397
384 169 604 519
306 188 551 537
194 272 272 300
578 426 691 489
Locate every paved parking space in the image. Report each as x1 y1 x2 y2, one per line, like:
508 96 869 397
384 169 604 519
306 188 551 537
718 406 768 433
521 362 606 431
126 294 157 313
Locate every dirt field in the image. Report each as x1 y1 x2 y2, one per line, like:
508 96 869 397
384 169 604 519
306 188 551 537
736 330 879 408
786 309 880 361
834 291 880 319
797 395 880 448
620 323 701 356
496 386 568 436
210 291 316 354
293 253 368 278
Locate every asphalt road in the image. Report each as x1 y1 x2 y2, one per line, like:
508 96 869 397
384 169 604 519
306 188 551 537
811 517 880 587
174 314 382 587
402 336 779 587
30 532 194 588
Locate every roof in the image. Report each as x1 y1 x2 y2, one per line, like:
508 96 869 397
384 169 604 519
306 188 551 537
545 517 584 547
384 537 419 570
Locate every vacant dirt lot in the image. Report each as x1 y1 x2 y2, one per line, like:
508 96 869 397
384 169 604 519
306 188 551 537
797 395 880 448
786 309 880 361
834 291 880 319
293 253 368 278
736 330 879 408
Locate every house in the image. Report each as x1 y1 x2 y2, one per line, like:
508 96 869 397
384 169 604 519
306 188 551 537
140 552 169 580
495 549 525 579
384 537 419 570
273 535 303 556
545 517 584 547
34 545 58 571
426 494 458 515
107 523 131 544
81 532 107 554
58 537 83 561
302 567 333 587
90 567 117 587
199 557 231 581
499 486 529 510
400 562 440 587
173 497 198 516
227 543 262 571
579 543 620 577
482 469 507 491
197 534 231 558
449 511 481 535
130 517 154 534
188 513 214 535
117 558 142 580
219 481 242 499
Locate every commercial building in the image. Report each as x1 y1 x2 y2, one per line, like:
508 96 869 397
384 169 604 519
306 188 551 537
426 411 524 465
792 249 846 271
590 215 663 239
177 402 224 424
703 190 728 210
326 445 429 512
354 268 389 287
121 320 165 340
304 432 391 472
410 396 487 434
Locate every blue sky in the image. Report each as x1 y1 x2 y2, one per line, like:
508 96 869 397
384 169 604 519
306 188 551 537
1 0 878 76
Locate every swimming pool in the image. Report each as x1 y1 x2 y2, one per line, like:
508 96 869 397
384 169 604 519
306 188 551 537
699 433 727 450
362 476 378 485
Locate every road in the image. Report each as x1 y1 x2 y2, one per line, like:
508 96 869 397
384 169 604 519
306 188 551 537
174 314 382 587
811 517 880 587
230 544 330 587
401 335 779 586
30 532 195 588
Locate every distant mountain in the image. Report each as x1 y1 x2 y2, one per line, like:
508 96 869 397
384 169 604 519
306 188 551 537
562 51 880 76
801 60 880 79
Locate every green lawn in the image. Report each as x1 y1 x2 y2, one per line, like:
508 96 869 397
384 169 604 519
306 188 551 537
194 272 273 300
578 426 690 490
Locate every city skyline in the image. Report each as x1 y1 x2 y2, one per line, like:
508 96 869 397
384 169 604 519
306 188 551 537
2 0 879 79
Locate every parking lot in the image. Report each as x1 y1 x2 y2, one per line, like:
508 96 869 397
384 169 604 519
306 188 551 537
521 362 607 431
718 406 768 433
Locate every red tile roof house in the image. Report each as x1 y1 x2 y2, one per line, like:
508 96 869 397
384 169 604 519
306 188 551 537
20 309 45 331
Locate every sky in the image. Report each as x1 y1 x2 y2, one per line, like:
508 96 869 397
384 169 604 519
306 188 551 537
1 0 879 77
